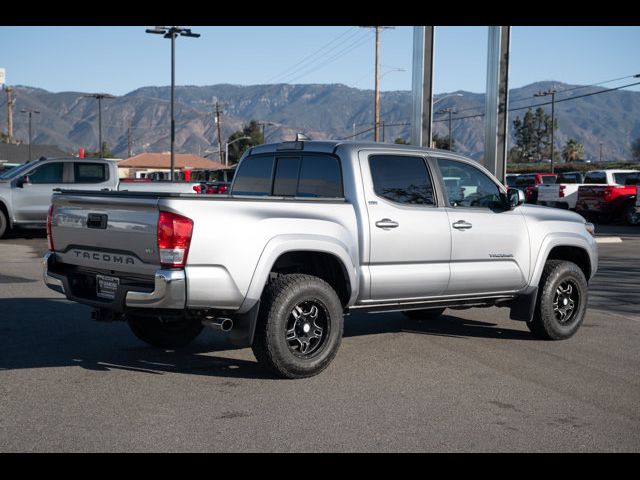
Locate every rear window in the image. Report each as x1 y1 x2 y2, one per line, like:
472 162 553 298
557 173 582 184
232 153 343 198
540 175 557 184
584 172 607 184
614 172 639 185
515 176 536 186
74 163 108 183
231 155 274 196
505 175 518 187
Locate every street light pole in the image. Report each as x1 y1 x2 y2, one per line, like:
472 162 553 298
225 136 251 167
534 88 558 173
20 109 40 161
146 26 200 181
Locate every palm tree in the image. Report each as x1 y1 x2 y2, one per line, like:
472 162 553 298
562 139 584 163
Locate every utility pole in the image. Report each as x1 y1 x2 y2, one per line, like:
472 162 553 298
127 119 132 158
361 26 394 142
20 109 40 161
6 86 14 143
534 88 558 173
84 93 115 157
215 102 223 164
437 108 457 151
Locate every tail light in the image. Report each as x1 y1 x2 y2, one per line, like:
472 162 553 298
47 205 55 251
192 184 202 193
559 185 566 198
157 211 193 267
525 186 534 197
217 185 228 194
206 184 217 194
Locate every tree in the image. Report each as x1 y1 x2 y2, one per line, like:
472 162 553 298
561 139 584 163
226 120 264 164
432 132 454 150
632 137 640 162
394 137 408 145
512 107 556 162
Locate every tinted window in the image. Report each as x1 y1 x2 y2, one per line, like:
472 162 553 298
614 172 638 185
506 175 518 187
28 162 64 184
232 155 274 196
74 163 108 183
437 159 502 208
298 154 342 198
541 175 556 184
369 155 434 205
273 157 300 196
584 172 606 184
515 175 536 186
557 172 582 184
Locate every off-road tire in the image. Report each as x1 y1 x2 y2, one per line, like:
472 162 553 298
527 260 588 340
0 209 8 238
127 314 204 349
402 307 446 320
251 274 344 379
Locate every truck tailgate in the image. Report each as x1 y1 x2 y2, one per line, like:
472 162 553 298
51 193 160 277
537 185 559 202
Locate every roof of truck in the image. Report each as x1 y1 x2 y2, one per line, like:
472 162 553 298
248 140 461 157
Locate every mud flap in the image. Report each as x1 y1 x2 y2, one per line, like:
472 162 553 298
228 301 261 347
509 288 538 322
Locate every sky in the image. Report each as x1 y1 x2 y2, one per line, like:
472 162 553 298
1 26 639 95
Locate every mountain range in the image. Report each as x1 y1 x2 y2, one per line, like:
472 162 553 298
1 81 639 162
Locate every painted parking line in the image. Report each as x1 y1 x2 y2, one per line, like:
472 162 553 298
595 237 623 244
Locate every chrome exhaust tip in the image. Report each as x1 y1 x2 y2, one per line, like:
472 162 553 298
202 317 233 332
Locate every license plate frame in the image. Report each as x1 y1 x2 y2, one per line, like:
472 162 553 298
96 274 120 300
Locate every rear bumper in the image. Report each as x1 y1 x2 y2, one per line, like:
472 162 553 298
43 252 186 311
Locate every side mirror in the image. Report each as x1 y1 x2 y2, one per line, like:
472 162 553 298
16 175 30 188
507 187 525 208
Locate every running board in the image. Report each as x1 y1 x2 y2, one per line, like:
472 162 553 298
349 295 515 314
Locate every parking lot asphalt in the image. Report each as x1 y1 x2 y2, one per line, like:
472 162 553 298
1 227 639 452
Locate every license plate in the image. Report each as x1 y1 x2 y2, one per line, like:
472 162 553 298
96 274 119 300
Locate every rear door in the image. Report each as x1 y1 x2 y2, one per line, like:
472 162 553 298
434 157 530 296
360 152 451 301
12 160 70 222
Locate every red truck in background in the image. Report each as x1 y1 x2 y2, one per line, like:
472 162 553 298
575 170 640 225
514 173 557 204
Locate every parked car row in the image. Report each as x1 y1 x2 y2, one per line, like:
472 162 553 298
506 169 640 225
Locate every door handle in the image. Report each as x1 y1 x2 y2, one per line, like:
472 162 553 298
452 220 473 230
375 218 399 229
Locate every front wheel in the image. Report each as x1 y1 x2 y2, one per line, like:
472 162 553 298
624 204 640 226
527 260 588 340
251 274 344 379
127 314 204 349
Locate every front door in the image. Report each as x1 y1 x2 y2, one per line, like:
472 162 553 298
12 161 70 223
361 152 451 302
435 157 530 295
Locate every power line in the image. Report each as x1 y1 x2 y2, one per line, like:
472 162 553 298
265 27 361 84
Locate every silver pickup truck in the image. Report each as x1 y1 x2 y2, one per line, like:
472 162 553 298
43 141 598 378
0 157 201 237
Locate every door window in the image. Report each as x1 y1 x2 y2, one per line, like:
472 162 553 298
437 159 502 209
369 155 435 205
74 163 108 183
27 162 64 184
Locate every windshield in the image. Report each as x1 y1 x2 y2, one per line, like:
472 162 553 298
0 161 35 180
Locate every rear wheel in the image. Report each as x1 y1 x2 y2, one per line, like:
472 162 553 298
624 204 640 226
402 308 446 320
527 260 588 340
251 274 344 379
127 314 204 349
0 209 9 238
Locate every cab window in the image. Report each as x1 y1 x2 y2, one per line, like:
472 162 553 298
437 159 502 209
27 162 64 184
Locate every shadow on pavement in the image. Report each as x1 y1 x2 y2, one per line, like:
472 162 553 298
2 229 47 240
0 298 536 379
